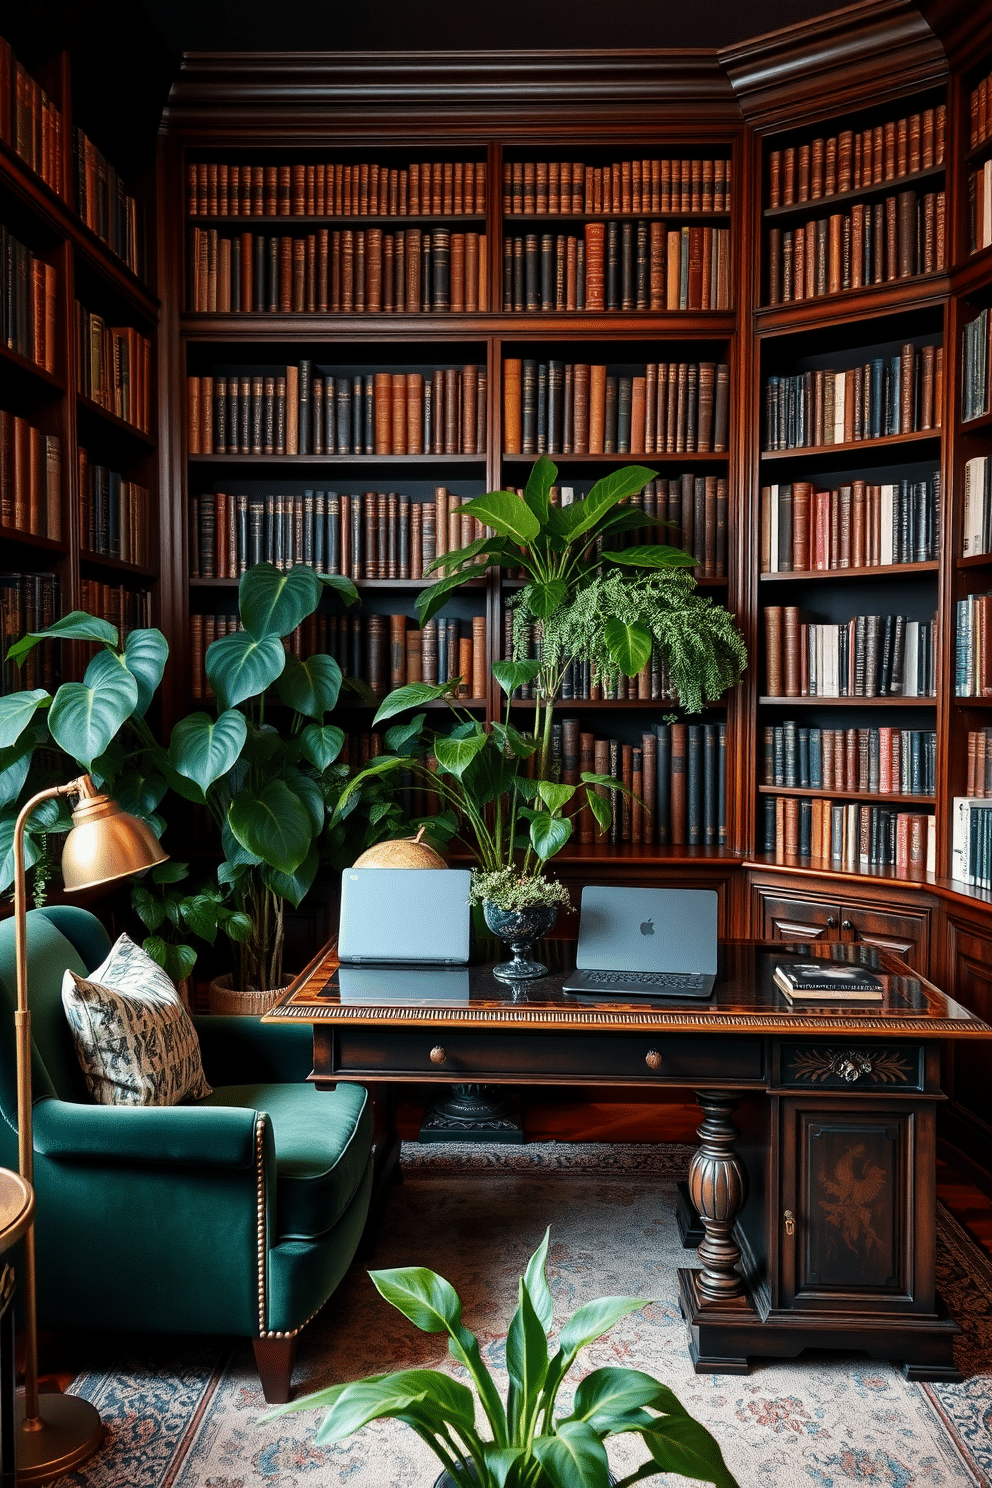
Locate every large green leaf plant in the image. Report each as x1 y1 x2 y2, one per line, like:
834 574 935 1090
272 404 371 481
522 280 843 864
264 1227 740 1488
0 564 371 991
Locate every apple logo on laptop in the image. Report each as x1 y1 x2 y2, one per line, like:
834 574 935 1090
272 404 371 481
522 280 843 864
640 918 654 936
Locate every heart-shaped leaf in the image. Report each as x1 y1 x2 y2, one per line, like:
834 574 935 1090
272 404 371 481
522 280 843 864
526 579 568 619
433 731 487 778
373 680 456 725
600 545 696 569
603 618 653 677
316 571 360 607
275 652 343 718
262 842 319 908
642 1414 739 1488
0 690 50 748
123 628 169 715
586 789 612 832
523 454 559 524
239 563 322 639
279 768 325 834
300 723 345 771
557 466 657 544
536 780 575 814
529 812 572 861
0 808 39 893
383 713 427 753
5 610 117 667
460 490 541 544
49 653 139 770
227 779 312 873
488 721 538 759
492 659 542 696
206 631 285 710
414 562 491 628
170 709 247 794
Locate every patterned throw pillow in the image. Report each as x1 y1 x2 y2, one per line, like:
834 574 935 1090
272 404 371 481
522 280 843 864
61 933 212 1106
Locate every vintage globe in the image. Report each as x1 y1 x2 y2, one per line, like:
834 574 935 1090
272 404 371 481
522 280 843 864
351 827 446 870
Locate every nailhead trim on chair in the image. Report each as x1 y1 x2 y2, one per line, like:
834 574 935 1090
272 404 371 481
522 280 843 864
255 1113 267 1335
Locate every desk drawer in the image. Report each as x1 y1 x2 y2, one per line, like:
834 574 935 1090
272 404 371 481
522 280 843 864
327 1029 765 1084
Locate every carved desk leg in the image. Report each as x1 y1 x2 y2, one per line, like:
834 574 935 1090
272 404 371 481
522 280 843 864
677 1089 756 1374
360 1085 401 1257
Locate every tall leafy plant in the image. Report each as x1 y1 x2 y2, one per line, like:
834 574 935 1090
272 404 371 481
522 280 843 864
0 563 361 990
265 1228 739 1488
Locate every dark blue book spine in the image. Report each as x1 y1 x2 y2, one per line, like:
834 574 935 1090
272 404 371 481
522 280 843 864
717 723 727 845
703 723 718 846
314 493 325 572
336 377 350 454
687 725 703 846
870 358 884 438
352 374 363 454
655 723 670 845
809 727 822 788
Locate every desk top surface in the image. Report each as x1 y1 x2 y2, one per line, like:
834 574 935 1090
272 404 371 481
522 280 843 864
265 939 992 1039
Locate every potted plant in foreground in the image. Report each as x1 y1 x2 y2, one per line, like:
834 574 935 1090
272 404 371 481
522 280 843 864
336 456 747 963
264 1227 740 1488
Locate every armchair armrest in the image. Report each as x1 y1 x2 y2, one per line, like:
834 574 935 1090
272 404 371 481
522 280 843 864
32 1097 264 1169
194 1015 315 1086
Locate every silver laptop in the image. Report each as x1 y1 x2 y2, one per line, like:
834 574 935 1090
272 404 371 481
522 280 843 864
562 886 718 998
337 867 472 965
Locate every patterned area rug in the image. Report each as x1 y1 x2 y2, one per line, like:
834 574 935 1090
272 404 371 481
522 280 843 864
57 1142 992 1487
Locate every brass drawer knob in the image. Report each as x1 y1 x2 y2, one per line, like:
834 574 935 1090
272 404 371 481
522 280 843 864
429 1046 447 1065
645 1049 663 1072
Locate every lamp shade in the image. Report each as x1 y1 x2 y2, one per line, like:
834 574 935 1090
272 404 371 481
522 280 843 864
60 777 168 891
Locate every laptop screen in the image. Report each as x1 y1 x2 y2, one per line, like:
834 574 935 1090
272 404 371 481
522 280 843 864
576 886 718 974
337 867 472 964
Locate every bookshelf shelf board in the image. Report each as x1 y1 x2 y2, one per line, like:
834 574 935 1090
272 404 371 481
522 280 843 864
0 136 67 216
187 575 485 589
187 452 486 467
502 574 729 589
760 428 941 462
956 553 992 570
501 451 727 466
179 311 739 338
0 341 65 395
959 407 992 436
755 274 950 331
757 784 936 805
188 213 488 230
760 561 939 582
745 850 934 886
338 696 486 710
553 843 742 863
508 697 728 710
762 164 945 225
964 135 992 167
0 526 68 556
759 696 937 707
502 211 732 227
77 396 155 449
953 696 992 707
80 552 158 580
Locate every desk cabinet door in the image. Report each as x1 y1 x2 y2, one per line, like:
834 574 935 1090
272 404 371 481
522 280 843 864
776 1097 932 1314
839 904 929 971
757 892 842 943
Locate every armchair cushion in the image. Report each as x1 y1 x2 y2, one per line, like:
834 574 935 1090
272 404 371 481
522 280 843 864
200 1079 371 1242
61 933 212 1106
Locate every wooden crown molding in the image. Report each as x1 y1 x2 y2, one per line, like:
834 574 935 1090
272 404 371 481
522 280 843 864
918 0 992 76
719 0 948 127
161 49 740 135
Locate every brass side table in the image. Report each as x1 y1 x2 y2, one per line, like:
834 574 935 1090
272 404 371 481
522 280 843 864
0 1172 34 1488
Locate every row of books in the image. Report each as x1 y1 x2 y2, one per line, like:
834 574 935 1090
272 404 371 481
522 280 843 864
962 457 992 557
0 409 61 539
968 159 992 254
766 191 946 305
759 475 940 572
186 365 486 458
509 617 687 703
966 730 992 797
75 128 146 282
762 723 937 796
0 36 62 196
502 221 730 315
76 304 153 434
188 226 489 315
588 723 727 846
955 593 992 696
767 108 945 210
764 607 938 698
502 158 731 217
190 487 486 581
970 71 992 151
1 223 57 372
504 359 730 457
78 451 151 565
0 571 59 693
961 309 991 423
762 794 934 872
951 797 992 887
187 159 488 219
763 345 942 451
78 580 151 638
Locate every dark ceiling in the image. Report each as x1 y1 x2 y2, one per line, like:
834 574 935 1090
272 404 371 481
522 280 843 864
136 0 853 57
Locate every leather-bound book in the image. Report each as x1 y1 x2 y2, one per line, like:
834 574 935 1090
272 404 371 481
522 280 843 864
420 232 433 310
669 723 687 845
389 613 406 689
521 359 538 454
694 362 715 454
461 364 478 454
404 229 420 311
390 373 407 454
432 228 450 311
603 376 618 454
587 364 607 454
406 373 424 455
572 364 590 454
430 370 444 454
471 616 486 699
364 492 378 580
712 364 730 454
584 222 605 311
449 233 465 312
187 376 201 455
476 370 487 453
373 372 392 454
630 376 646 454
615 377 632 454
897 191 916 278
44 433 60 542
444 368 459 453
546 361 563 454
687 226 704 308
591 737 610 842
765 606 784 696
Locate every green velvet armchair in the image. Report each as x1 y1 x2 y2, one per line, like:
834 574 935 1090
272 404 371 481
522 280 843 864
0 905 374 1402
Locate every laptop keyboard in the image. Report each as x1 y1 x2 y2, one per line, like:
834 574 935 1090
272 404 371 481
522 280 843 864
588 970 709 990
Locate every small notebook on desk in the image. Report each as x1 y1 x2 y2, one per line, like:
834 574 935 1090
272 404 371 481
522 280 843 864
773 962 884 1002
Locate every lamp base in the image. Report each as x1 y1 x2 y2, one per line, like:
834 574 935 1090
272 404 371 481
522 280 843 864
16 1391 102 1483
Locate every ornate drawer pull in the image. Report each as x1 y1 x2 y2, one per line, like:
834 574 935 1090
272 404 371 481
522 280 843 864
830 1051 872 1082
429 1046 447 1066
645 1049 663 1072
784 1210 796 1236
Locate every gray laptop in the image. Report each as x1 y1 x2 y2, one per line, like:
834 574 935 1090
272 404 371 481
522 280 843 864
336 966 471 1004
562 886 718 998
337 867 472 965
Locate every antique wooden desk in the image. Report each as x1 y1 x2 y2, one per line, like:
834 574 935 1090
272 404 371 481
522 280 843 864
266 938 992 1380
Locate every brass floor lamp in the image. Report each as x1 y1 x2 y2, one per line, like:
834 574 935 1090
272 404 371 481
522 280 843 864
12 773 166 1483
